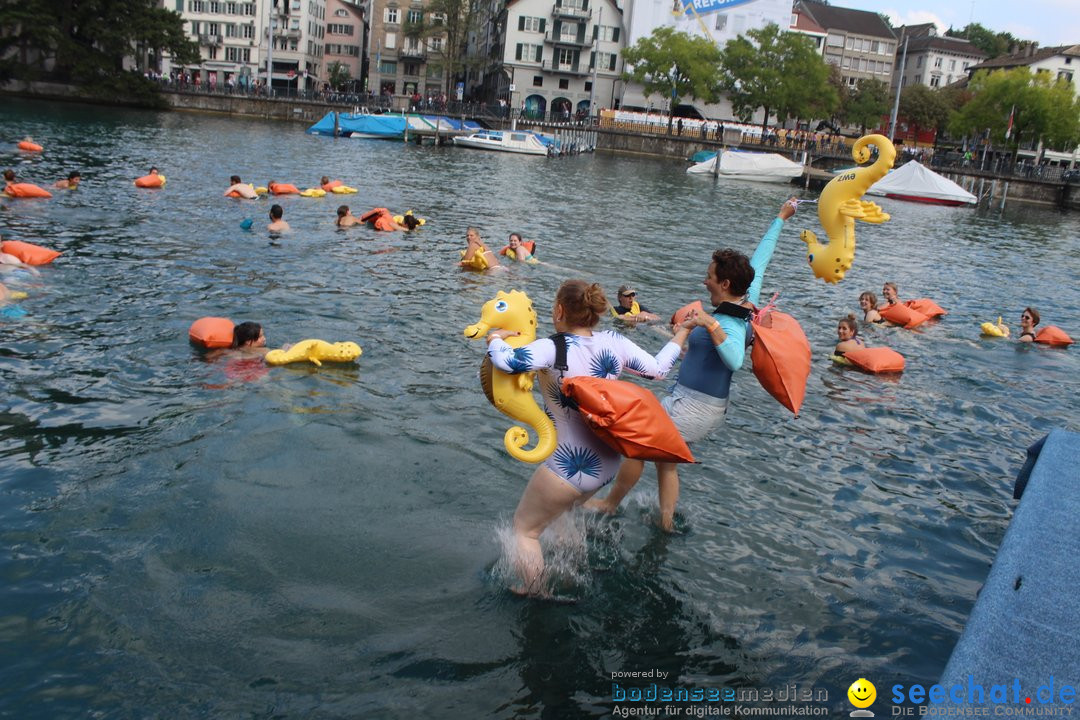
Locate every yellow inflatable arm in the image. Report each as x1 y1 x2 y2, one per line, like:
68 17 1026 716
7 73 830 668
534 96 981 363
980 317 1010 338
265 339 362 366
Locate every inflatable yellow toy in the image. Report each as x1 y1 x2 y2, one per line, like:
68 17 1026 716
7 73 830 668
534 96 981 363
464 290 556 463
254 186 268 195
393 210 426 226
265 339 362 366
331 185 358 194
460 249 489 271
800 134 895 283
981 317 1010 338
300 188 327 198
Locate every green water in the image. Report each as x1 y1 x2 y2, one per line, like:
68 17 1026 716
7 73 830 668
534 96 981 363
1 98 1079 718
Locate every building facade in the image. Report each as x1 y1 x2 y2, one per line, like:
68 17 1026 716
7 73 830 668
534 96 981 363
324 0 369 91
789 6 826 56
893 24 985 90
365 0 451 101
966 44 1080 101
795 0 896 90
469 0 627 118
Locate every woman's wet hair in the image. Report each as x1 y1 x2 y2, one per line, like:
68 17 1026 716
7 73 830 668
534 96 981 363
556 279 608 328
883 281 898 294
859 291 878 309
402 214 420 230
232 321 262 348
839 314 858 335
710 249 755 297
2 169 14 182
1023 307 1040 326
336 205 349 217
508 232 523 244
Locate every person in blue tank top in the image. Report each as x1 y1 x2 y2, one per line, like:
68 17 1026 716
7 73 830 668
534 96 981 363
587 197 798 531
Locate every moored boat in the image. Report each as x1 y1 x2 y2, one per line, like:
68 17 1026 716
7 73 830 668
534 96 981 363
452 130 556 156
686 150 803 182
867 160 976 206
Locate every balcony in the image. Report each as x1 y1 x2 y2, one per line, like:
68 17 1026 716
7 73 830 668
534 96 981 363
286 28 301 39
400 46 428 61
544 31 589 47
543 59 589 76
199 34 223 46
551 2 590 20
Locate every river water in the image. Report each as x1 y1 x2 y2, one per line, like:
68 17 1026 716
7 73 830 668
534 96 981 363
1 98 1078 719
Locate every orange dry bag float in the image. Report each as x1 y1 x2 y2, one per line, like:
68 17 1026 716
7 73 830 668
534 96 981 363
268 183 299 195
1 240 61 265
17 141 43 152
321 180 343 191
749 299 812 416
905 298 947 318
670 301 704 327
4 183 52 198
134 174 165 188
879 303 927 329
844 347 905 373
552 334 695 463
189 317 235 348
1034 326 1074 347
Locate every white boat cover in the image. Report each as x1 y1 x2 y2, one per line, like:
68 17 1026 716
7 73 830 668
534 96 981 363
867 161 977 204
687 151 803 178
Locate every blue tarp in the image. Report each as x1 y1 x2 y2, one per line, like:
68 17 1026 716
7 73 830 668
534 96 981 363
307 112 407 138
939 428 1080 706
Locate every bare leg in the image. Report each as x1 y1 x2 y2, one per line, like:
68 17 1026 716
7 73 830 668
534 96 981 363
584 459 646 514
656 462 679 532
511 465 584 595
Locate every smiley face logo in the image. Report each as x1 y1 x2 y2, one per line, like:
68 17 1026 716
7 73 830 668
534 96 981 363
848 678 876 709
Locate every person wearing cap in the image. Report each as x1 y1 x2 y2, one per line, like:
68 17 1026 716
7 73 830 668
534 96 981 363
611 285 661 325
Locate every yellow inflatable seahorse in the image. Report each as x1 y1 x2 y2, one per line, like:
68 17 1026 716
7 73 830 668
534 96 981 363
800 133 895 283
265 339 362 366
464 290 557 463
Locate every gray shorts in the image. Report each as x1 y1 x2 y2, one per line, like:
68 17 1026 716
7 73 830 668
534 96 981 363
661 383 728 444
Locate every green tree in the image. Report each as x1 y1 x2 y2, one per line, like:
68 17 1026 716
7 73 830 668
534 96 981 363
720 23 836 128
949 68 1080 152
944 23 1029 60
621 26 723 131
898 84 951 140
327 61 352 90
403 0 482 98
842 78 890 134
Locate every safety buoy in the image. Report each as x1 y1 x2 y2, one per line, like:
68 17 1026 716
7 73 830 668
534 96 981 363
670 300 704 326
842 347 905 373
134 174 166 188
4 183 52 198
17 141 43 152
268 183 299 195
299 188 327 197
879 303 928 329
189 317 235 348
498 239 535 260
1034 326 1074 347
905 298 947 318
1 240 61 265
321 180 343 191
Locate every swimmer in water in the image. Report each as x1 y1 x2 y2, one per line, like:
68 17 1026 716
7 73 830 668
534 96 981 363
1018 307 1039 343
225 175 257 199
268 204 290 233
54 171 81 189
834 314 865 356
859 291 883 323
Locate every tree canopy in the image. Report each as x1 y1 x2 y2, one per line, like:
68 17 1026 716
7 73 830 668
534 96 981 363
898 84 951 136
949 67 1080 151
719 23 837 127
841 78 890 134
327 62 352 91
0 0 198 87
944 23 1032 60
621 26 724 118
405 0 481 97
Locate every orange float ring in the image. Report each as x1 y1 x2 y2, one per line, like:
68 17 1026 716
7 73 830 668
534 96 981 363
188 317 235 348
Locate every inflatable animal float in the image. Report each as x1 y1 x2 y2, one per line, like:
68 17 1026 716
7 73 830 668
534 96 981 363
801 134 895 283
265 339 362 366
981 317 1010 338
464 290 556 463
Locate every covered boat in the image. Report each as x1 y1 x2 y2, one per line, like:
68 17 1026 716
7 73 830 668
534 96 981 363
867 160 976 206
452 129 556 156
686 150 803 182
307 111 407 139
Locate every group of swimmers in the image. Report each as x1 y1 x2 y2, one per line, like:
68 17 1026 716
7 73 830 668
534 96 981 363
460 228 539 271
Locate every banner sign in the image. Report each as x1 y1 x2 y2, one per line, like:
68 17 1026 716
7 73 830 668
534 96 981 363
679 0 754 17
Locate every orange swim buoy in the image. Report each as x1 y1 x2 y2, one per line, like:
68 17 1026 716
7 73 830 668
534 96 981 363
269 183 300 195
905 298 947 318
359 207 389 223
189 317 235 348
321 180 343 191
17 141 43 152
134 174 165 188
670 300 704 327
1 239 61 265
750 308 811 416
844 347 905 373
4 183 52 199
1034 326 1074 347
879 303 928 329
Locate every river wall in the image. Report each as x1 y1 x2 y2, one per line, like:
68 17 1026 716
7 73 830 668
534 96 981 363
4 82 1076 210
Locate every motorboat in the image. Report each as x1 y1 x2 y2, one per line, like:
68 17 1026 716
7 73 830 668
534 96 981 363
867 161 977 205
452 130 556 156
686 150 803 182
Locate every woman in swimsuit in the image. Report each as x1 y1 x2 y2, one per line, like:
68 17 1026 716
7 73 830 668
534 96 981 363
834 314 865 356
860 291 883 323
486 279 690 594
882 282 900 306
1018 307 1039 343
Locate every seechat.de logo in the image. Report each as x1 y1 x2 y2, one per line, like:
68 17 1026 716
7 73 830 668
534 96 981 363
849 678 877 718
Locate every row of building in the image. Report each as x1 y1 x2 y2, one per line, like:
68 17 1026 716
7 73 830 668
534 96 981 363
160 0 1079 121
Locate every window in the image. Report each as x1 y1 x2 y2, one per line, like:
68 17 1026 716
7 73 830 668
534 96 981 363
558 78 568 89
584 81 592 91
917 56 923 67
516 43 543 62
335 8 348 16
404 62 419 76
209 1 220 12
208 22 220 35
556 48 576 67
595 51 617 71
207 46 218 59
559 22 577 42
385 7 399 23
244 3 255 15
407 9 422 23
841 57 850 69
829 33 844 47
385 32 396 49
379 60 397 74
930 74 940 87
595 24 619 42
934 57 942 68
427 65 440 78
328 23 353 34
1059 71 1074 83
243 24 254 38
533 75 543 87
948 59 956 71
190 0 205 11
225 24 237 37
520 16 544 32
428 37 443 52
714 14 727 31
226 2 237 13
430 12 445 24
